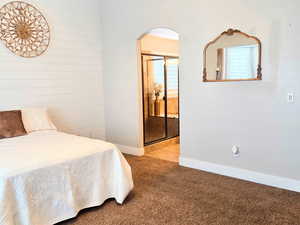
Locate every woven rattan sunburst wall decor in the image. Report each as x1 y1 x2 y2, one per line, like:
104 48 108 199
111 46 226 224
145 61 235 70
0 1 50 58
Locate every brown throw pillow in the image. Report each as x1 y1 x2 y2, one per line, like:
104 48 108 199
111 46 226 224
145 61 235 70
0 110 27 139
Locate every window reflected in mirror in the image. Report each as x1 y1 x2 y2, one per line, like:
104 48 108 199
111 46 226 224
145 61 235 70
203 29 262 82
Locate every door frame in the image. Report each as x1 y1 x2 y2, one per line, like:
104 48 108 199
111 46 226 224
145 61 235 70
141 53 180 146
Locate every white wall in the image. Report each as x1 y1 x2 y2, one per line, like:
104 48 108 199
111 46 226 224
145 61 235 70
141 34 179 56
100 0 300 181
0 0 105 139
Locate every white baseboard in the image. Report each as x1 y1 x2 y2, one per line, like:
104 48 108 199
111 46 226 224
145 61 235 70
179 157 300 193
115 144 144 156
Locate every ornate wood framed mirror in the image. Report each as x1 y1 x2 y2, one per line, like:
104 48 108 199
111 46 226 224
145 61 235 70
203 29 262 82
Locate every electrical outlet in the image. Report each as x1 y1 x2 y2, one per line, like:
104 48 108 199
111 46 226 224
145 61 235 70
287 93 295 103
232 146 240 158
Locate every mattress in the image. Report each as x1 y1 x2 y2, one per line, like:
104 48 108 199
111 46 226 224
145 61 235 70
0 131 133 225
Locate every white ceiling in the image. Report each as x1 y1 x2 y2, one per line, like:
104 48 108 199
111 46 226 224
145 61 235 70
147 28 179 40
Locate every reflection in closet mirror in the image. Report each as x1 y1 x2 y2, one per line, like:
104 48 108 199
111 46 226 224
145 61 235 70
203 29 262 82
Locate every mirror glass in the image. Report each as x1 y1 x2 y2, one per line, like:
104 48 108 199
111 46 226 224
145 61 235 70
203 29 262 82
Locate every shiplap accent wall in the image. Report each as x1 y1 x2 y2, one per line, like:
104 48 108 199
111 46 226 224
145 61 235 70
0 0 105 139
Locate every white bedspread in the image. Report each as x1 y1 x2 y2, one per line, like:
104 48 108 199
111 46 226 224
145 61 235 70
0 131 133 225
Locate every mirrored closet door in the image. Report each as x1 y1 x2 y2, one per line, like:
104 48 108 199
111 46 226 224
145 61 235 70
142 54 179 145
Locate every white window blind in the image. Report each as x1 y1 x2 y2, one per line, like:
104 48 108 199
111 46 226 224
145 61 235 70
153 60 164 85
225 45 258 79
166 59 178 95
153 59 178 96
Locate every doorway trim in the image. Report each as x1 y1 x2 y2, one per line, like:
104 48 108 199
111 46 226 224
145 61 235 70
137 27 180 151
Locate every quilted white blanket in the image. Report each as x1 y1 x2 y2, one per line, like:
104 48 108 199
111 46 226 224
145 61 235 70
0 131 133 225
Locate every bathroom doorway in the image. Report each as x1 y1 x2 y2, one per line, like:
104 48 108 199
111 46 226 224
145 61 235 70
139 28 180 162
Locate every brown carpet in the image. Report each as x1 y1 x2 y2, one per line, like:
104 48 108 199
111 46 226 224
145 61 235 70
58 155 300 225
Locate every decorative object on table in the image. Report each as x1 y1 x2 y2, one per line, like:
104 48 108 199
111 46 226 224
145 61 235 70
153 83 163 116
216 67 221 80
0 1 50 58
154 83 163 101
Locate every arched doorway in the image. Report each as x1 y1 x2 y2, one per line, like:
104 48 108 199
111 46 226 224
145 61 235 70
138 28 180 162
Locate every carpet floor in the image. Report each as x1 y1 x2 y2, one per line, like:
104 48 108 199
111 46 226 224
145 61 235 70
58 155 300 225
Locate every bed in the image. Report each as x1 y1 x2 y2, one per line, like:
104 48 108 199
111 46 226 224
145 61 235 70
0 130 134 225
